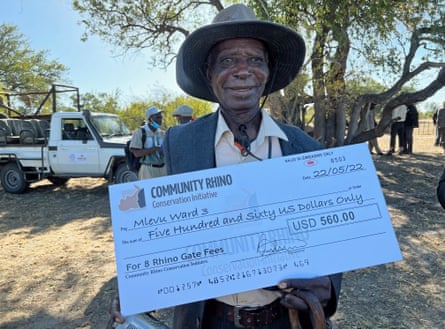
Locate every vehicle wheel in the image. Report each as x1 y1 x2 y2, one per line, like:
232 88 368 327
0 162 28 194
115 163 138 184
47 177 70 186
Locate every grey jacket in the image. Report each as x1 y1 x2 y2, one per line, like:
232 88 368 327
163 111 342 329
164 111 323 174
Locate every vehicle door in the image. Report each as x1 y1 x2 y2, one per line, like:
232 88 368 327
48 118 101 174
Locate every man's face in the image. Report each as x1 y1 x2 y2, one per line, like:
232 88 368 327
150 113 163 126
207 38 269 113
176 116 191 124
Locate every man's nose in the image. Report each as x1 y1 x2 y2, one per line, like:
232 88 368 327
232 58 251 78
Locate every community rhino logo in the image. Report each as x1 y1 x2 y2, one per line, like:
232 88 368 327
118 185 146 211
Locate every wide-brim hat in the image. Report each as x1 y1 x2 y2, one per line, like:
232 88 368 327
172 105 193 117
145 106 164 119
176 4 306 103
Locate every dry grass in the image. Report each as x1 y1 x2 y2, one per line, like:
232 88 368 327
332 131 445 329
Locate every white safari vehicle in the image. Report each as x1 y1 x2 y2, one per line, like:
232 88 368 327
0 109 137 193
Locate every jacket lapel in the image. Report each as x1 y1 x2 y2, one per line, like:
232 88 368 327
188 112 218 171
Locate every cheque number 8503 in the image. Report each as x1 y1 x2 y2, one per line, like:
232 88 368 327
320 211 355 226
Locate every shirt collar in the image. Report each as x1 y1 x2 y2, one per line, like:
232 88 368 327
214 108 288 147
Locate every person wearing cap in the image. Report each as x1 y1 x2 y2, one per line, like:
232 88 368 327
172 104 194 125
112 4 341 328
129 106 167 180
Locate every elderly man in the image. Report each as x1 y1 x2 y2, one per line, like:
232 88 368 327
172 104 194 124
112 4 341 329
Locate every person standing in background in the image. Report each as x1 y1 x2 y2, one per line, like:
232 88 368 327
433 108 439 146
403 103 419 154
364 103 383 155
434 102 445 152
172 104 194 125
129 106 167 180
386 104 407 155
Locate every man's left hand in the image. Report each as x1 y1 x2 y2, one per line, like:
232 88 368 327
278 277 331 311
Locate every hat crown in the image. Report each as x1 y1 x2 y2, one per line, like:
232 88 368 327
176 4 305 103
213 4 257 23
173 105 193 116
146 106 163 119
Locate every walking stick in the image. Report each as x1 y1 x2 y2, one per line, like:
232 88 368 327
288 290 326 329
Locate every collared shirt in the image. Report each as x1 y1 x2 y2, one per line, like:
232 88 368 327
214 108 286 307
214 109 287 166
392 105 407 122
130 125 165 166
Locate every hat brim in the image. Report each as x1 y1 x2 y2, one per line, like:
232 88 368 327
172 112 192 117
176 20 305 103
147 110 164 119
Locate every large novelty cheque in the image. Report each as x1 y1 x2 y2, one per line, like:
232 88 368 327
109 143 402 316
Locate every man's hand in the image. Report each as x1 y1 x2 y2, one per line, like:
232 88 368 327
279 277 331 311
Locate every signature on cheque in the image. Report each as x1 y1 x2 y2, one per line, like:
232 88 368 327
256 234 307 256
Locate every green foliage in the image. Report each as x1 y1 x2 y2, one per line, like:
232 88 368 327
72 0 445 145
83 90 214 131
121 101 150 130
73 0 212 68
79 91 122 114
161 96 213 128
0 24 68 93
121 96 213 131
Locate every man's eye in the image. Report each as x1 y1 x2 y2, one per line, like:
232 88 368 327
250 57 265 64
220 58 234 65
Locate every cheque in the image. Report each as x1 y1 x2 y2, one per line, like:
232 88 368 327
109 143 402 315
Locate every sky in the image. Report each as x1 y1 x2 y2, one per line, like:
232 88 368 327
1 0 444 110
1 0 182 106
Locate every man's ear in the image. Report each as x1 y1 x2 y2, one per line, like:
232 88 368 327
205 65 212 81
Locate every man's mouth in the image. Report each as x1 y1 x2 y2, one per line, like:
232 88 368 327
229 87 254 94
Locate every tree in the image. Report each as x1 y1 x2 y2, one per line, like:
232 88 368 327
73 0 445 146
0 24 68 93
250 0 445 145
79 90 122 114
73 0 225 68
120 99 212 131
123 97 212 131
162 95 213 128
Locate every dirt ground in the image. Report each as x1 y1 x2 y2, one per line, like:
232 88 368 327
1 133 444 329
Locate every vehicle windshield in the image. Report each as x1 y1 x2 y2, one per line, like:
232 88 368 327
90 114 131 137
